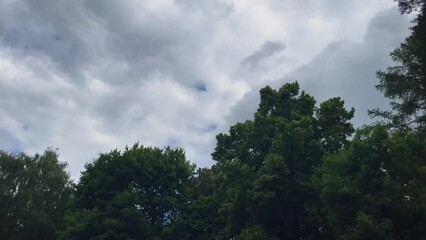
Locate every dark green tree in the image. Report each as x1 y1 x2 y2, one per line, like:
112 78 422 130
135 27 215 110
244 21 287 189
322 2 426 238
171 166 227 240
370 1 426 131
0 149 72 240
320 125 426 239
211 82 355 239
317 97 355 154
60 144 195 240
236 225 278 240
395 0 424 13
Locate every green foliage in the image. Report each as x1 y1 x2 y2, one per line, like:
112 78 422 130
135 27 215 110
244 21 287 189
237 225 278 240
164 166 228 240
317 97 355 154
0 149 72 240
370 3 426 131
320 125 426 239
212 82 355 239
395 0 424 13
59 144 195 240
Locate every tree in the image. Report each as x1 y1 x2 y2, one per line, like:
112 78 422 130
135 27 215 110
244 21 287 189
370 0 426 131
320 125 426 239
211 82 354 239
395 0 424 13
317 97 355 154
0 149 72 240
171 166 227 240
60 144 195 240
236 225 278 240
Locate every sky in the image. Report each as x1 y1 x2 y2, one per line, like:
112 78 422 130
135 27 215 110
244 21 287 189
0 0 413 180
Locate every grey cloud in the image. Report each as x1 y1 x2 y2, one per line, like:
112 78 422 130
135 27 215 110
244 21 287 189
0 0 235 179
175 0 234 16
0 130 20 153
193 82 207 92
0 0 229 88
0 0 409 180
241 41 286 70
0 0 233 127
364 6 412 47
0 0 93 79
223 7 412 130
295 7 412 127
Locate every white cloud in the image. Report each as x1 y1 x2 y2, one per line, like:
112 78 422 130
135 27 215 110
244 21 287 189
0 0 412 180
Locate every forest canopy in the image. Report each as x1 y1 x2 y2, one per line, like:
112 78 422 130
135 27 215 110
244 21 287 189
1 0 425 239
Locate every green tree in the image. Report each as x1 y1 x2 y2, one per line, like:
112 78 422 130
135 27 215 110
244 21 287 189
395 0 424 13
60 144 195 240
211 82 354 239
317 97 355 154
237 225 278 240
0 149 72 240
320 125 426 239
171 166 227 240
370 1 426 131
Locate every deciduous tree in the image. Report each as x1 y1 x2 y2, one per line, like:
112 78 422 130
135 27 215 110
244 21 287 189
320 126 426 239
60 144 195 240
212 82 354 239
0 149 72 240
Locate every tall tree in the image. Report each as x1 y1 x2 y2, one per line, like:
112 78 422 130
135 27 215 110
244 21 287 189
320 125 426 239
212 82 354 239
370 0 426 131
171 166 227 240
60 144 195 240
0 149 72 240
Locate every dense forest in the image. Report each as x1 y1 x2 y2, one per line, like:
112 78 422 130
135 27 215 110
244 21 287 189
1 1 425 239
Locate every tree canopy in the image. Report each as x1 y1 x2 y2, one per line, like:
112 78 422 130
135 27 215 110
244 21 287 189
395 0 424 13
59 144 195 240
1 1 426 239
320 126 426 239
370 0 426 131
211 82 354 239
0 149 72 240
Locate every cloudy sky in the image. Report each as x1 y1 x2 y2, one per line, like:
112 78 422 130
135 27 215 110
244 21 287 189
0 0 413 179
